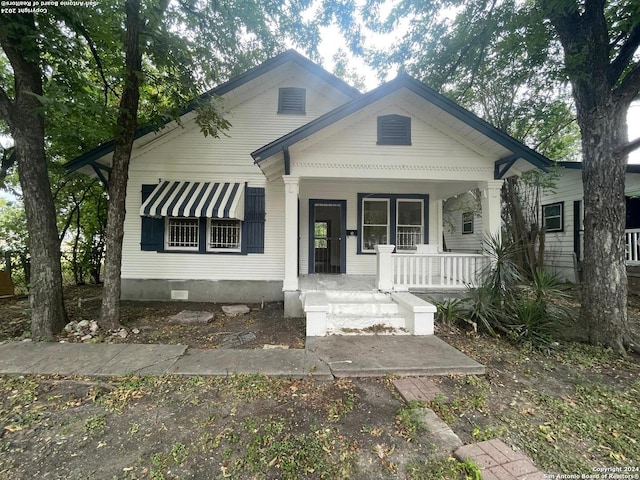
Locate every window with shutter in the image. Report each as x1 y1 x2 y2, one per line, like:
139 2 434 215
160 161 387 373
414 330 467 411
278 87 306 114
377 114 411 145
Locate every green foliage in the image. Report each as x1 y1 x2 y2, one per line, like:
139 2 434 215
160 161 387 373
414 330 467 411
461 236 574 347
406 457 482 480
432 297 467 326
359 0 582 161
395 403 425 442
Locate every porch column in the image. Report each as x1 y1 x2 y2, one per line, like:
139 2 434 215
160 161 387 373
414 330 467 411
283 176 300 291
479 180 503 241
434 199 443 250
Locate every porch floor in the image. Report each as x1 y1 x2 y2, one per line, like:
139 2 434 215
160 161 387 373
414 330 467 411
299 274 377 292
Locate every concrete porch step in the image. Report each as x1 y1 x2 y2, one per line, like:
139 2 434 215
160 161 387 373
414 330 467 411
303 290 436 337
326 313 408 334
328 302 400 316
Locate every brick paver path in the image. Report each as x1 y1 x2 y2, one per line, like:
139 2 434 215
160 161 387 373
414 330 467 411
392 376 442 403
455 439 545 480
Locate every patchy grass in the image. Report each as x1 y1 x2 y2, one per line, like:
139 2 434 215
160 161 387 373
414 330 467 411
406 456 482 480
0 374 448 479
436 329 640 476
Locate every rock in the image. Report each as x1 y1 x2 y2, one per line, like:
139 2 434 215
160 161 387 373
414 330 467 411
22 338 32 342
132 328 140 334
64 321 77 333
80 334 93 342
89 321 99 333
220 332 256 348
221 305 250 316
168 310 215 325
116 329 128 339
263 344 289 350
78 320 90 329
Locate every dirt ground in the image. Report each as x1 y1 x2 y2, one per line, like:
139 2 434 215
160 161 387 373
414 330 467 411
1 286 639 478
1 285 306 350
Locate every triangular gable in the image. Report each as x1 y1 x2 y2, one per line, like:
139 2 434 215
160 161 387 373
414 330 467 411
251 74 552 178
64 50 361 176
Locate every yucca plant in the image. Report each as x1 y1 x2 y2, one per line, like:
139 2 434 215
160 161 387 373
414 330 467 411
462 236 574 348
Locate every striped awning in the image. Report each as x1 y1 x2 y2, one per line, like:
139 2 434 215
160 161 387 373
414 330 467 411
140 181 245 220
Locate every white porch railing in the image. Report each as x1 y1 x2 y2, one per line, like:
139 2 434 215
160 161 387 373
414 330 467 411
375 245 488 291
626 229 640 264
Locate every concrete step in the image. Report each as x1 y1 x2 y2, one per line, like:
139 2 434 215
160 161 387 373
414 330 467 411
326 313 408 334
323 291 391 302
328 302 400 316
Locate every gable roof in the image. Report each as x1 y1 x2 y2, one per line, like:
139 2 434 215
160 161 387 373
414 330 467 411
251 73 552 177
64 50 361 174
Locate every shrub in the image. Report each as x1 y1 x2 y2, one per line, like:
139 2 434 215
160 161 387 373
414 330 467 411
462 235 574 348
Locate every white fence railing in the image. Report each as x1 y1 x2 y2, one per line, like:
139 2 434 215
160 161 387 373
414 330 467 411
626 229 640 264
375 245 488 291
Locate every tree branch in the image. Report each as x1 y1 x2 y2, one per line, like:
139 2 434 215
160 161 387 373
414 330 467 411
0 85 13 127
615 136 640 157
608 23 640 87
614 61 640 105
54 10 120 104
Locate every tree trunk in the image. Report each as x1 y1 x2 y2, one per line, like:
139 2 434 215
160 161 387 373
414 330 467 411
0 14 68 339
579 101 629 354
99 0 142 330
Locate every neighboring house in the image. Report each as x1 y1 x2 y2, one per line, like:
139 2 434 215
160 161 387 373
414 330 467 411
539 162 640 282
442 191 483 253
443 162 640 283
65 50 551 332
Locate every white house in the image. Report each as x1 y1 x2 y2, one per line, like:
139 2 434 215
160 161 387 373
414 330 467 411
539 163 640 282
442 162 640 283
65 51 551 334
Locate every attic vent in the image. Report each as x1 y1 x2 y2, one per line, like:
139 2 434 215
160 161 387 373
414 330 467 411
278 87 306 114
377 114 411 145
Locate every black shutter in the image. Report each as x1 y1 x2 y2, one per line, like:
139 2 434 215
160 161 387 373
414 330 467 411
140 184 164 251
245 187 265 253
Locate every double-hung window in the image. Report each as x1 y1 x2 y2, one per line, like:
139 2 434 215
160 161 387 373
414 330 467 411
462 212 474 234
396 200 423 250
362 199 389 252
542 202 563 232
359 194 428 253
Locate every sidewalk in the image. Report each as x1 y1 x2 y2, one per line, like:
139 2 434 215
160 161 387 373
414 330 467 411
0 335 485 379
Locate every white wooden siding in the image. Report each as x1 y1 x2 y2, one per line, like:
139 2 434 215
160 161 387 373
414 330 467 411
540 169 640 281
444 209 483 253
122 67 349 282
290 95 496 183
299 179 441 276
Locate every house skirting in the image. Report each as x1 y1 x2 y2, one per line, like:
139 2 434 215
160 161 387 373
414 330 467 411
120 279 284 303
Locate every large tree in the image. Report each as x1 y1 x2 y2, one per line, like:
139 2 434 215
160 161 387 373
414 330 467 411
0 14 68 339
95 0 323 329
1 1 322 336
359 0 640 354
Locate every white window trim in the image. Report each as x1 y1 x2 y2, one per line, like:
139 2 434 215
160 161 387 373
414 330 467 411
165 217 200 251
396 199 424 250
462 212 474 234
362 198 390 253
207 218 242 252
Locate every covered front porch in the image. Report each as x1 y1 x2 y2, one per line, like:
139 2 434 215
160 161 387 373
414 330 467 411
281 176 501 329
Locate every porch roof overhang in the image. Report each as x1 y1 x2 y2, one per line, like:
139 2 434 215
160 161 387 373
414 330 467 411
63 50 361 180
251 74 553 180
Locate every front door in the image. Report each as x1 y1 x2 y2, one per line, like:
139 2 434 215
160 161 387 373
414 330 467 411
309 200 346 274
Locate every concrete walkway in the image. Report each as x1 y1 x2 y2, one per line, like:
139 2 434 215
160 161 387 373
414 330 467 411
0 335 484 379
